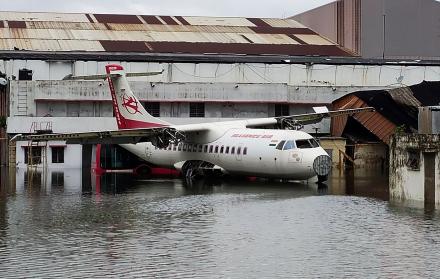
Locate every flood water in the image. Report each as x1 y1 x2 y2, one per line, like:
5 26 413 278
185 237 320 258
1 167 440 278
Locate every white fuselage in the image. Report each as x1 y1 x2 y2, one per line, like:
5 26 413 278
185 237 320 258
120 128 329 180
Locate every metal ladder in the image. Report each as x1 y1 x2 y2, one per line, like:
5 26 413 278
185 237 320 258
17 82 28 116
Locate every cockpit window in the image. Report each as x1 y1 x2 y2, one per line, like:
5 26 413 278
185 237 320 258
296 139 319 149
276 140 286 150
310 138 320 148
283 140 295 150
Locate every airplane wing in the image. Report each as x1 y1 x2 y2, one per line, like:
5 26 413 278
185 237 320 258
245 107 374 128
11 127 180 145
11 107 373 144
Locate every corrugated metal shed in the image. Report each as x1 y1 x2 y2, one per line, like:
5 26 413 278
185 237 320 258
332 81 440 144
0 11 354 56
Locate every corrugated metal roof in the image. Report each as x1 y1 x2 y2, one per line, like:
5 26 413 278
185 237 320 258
0 11 353 56
0 11 88 22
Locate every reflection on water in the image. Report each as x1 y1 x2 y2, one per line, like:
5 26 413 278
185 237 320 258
1 167 440 278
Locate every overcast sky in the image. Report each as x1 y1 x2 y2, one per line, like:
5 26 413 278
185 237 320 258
1 0 335 18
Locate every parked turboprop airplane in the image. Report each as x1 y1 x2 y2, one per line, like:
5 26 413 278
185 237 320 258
13 64 374 182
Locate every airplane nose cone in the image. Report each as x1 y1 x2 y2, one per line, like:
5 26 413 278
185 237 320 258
313 155 332 177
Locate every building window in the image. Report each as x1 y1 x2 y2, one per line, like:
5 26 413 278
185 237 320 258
144 102 160 117
275 104 289 117
51 146 65 163
24 146 42 165
406 149 420 171
19 68 33 80
190 102 205 117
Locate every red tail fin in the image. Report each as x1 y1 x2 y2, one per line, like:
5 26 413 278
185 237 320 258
105 64 170 129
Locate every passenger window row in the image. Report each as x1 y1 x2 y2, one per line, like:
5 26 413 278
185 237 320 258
156 143 248 155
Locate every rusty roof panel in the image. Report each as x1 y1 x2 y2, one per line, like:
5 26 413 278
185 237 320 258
141 15 162 25
100 40 150 52
250 26 316 35
8 21 26 28
160 16 179 25
184 16 252 27
175 16 190 25
85 14 94 23
332 95 398 144
93 14 142 24
0 21 4 28
263 18 306 28
247 18 270 27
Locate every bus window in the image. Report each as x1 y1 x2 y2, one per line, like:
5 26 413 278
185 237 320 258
283 140 295 150
209 146 213 153
225 146 230 154
231 147 235 154
204 145 208 153
220 146 224 153
237 147 241 155
173 144 177 151
178 143 182 151
193 145 197 152
214 146 219 153
198 144 203 152
243 147 247 155
183 144 187 151
276 140 286 150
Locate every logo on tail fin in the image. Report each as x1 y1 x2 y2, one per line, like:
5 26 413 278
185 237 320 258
121 94 142 115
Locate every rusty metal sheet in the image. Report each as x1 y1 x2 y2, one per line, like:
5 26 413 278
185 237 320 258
250 26 316 35
8 21 26 28
106 23 149 31
332 95 397 143
100 40 150 52
247 18 270 27
175 16 190 25
93 14 142 24
141 15 162 25
0 21 4 28
160 16 178 25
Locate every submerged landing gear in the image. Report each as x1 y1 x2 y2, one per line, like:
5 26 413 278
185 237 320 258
181 161 223 187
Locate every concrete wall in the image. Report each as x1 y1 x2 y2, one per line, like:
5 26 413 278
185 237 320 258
15 168 83 194
389 134 440 206
353 143 387 168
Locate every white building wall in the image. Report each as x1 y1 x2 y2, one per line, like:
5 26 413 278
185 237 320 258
14 140 83 169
